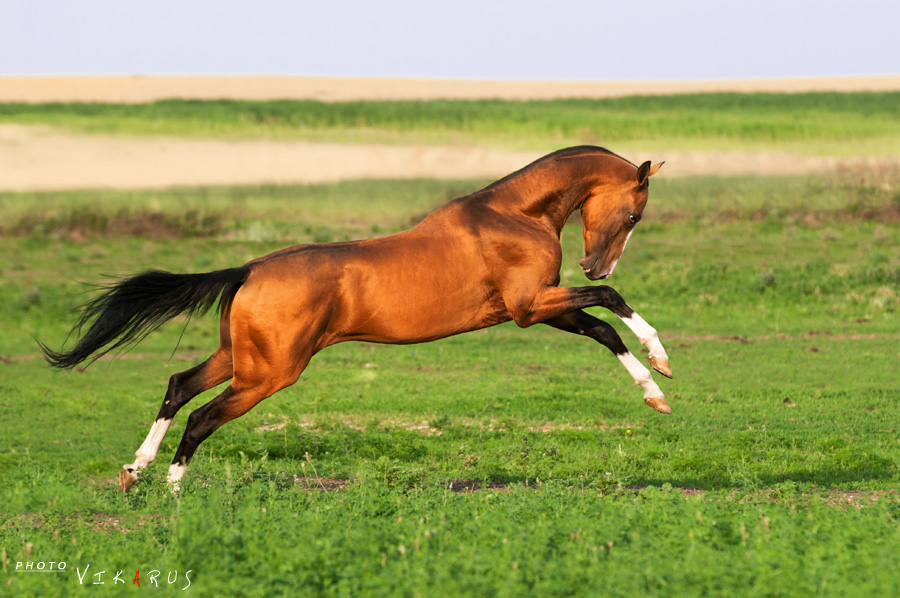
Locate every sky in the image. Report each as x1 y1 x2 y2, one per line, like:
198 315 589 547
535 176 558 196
1 0 897 80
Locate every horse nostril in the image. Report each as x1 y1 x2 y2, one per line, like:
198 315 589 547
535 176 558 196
579 256 596 271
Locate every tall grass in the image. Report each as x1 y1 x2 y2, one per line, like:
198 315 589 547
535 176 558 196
3 92 900 154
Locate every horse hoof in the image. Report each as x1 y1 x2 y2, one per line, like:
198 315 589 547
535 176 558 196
644 396 672 415
118 467 138 492
649 355 672 379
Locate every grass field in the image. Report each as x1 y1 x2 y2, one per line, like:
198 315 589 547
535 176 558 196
4 92 900 155
2 160 900 596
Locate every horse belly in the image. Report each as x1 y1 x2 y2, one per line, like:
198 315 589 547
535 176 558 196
333 260 508 344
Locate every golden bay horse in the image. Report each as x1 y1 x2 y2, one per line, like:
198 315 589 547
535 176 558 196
42 146 671 491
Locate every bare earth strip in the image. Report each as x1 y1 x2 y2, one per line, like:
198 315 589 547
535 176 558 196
1 75 899 103
0 124 536 191
3 124 899 192
2 76 899 190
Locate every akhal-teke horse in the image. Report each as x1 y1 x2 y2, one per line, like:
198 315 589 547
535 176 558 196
42 146 672 491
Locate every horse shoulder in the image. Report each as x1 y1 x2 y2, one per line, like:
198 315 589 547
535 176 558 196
479 216 562 277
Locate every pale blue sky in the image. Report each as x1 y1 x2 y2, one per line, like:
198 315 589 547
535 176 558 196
1 0 897 79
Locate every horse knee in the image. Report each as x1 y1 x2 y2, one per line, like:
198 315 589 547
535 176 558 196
596 286 634 318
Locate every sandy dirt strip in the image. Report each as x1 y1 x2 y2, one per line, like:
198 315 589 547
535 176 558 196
2 75 899 103
1 76 898 191
2 124 898 192
0 124 534 191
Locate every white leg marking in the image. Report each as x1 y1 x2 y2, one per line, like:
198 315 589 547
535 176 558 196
167 463 186 492
617 352 664 400
123 418 172 477
621 312 668 363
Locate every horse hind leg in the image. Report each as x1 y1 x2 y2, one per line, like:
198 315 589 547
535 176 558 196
119 348 233 491
164 275 334 490
165 358 310 491
165 329 318 490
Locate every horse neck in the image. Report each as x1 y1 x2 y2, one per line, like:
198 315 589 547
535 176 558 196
492 155 627 233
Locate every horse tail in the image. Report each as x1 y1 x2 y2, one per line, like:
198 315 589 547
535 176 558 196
40 266 252 370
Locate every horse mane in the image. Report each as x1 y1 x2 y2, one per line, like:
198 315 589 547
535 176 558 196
478 146 635 194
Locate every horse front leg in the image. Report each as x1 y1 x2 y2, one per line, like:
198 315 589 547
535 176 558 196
507 285 672 379
591 287 672 379
543 310 671 414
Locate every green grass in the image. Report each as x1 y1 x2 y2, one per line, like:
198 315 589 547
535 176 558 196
3 172 898 241
4 92 900 155
2 175 900 596
0 180 478 242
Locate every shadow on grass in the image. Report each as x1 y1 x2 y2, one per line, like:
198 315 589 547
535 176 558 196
632 456 896 491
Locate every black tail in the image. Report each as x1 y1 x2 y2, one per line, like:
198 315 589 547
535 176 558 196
40 266 252 370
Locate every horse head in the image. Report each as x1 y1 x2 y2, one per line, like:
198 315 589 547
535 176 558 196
578 159 664 280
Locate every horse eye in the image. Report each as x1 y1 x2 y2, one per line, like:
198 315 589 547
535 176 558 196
628 214 637 224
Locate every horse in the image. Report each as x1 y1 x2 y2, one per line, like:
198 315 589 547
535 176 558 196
41 146 671 492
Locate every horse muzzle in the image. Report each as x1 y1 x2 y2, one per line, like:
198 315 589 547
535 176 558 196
579 256 609 281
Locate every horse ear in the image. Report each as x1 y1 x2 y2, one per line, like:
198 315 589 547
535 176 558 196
637 161 652 185
638 161 665 185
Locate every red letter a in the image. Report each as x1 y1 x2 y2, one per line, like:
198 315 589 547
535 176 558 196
133 571 141 587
